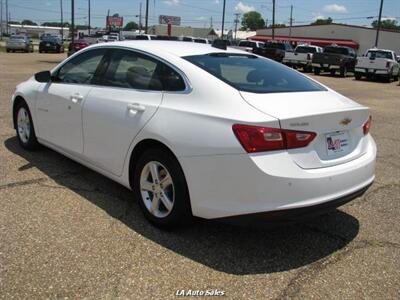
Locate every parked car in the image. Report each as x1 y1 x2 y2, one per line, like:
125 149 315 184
11 41 376 228
252 41 293 62
67 39 90 56
355 48 400 82
234 40 265 53
6 35 34 53
133 34 157 40
312 45 357 77
283 45 323 72
39 36 64 53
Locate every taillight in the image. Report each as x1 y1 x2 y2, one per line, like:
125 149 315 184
307 53 311 60
386 61 391 68
363 116 372 135
232 124 316 153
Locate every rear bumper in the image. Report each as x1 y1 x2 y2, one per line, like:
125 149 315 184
6 45 27 50
181 135 376 219
355 67 390 75
216 183 371 226
283 59 310 66
312 63 341 70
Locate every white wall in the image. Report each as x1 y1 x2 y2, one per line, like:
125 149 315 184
257 24 400 54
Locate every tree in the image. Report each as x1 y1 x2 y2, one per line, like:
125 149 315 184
41 22 70 27
8 21 21 25
371 19 400 30
124 21 139 31
21 19 37 26
267 23 286 28
311 17 333 25
241 11 265 31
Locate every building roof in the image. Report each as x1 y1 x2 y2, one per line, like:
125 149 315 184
257 23 400 34
250 35 359 49
149 25 217 38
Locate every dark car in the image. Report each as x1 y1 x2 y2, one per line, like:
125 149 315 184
67 39 90 56
312 46 357 77
39 36 64 53
252 41 293 62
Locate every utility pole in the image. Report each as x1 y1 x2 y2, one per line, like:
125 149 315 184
88 0 91 36
107 9 110 33
139 2 142 33
210 16 213 28
144 0 149 34
60 0 63 40
272 0 275 40
5 0 8 35
221 0 226 39
375 0 384 47
234 13 240 41
71 0 75 46
289 5 293 38
1 0 3 40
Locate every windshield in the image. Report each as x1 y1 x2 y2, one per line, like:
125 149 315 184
42 36 59 42
367 51 392 59
296 46 317 53
184 53 326 93
324 47 349 55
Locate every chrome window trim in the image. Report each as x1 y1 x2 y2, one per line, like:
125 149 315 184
51 45 192 95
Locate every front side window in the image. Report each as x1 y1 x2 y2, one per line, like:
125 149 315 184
184 53 325 93
101 49 185 91
56 49 106 84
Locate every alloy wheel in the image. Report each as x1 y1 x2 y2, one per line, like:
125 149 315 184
17 107 31 144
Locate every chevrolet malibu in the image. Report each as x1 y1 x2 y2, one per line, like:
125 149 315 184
11 41 376 228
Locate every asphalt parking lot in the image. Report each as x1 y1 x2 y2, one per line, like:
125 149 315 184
0 52 399 299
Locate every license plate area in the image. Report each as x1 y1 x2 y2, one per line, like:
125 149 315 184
325 131 350 156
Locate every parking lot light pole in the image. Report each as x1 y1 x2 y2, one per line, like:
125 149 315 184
88 0 91 36
144 0 149 34
221 0 226 39
60 0 63 40
375 0 384 47
272 0 275 40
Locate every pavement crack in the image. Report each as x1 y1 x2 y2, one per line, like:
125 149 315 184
0 177 48 190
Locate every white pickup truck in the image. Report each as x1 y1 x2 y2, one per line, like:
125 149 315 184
355 48 400 82
283 45 323 72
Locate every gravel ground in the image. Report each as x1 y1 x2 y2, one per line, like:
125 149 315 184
0 52 399 300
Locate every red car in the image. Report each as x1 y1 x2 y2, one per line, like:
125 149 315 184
68 39 90 56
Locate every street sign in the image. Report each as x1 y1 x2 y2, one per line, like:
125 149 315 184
159 15 181 26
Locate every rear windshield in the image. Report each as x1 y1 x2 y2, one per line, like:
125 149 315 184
324 47 349 55
264 42 285 50
184 53 326 93
367 51 392 59
10 35 26 40
296 46 317 53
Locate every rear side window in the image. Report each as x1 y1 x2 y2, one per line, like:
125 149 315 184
101 49 185 91
56 49 106 84
367 51 392 59
184 53 325 93
296 46 317 54
324 47 349 55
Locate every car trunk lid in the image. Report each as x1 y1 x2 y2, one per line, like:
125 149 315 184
240 91 370 169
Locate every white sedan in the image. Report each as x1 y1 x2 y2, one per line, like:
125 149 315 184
11 41 376 228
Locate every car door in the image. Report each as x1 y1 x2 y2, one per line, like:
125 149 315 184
35 48 108 154
82 49 172 176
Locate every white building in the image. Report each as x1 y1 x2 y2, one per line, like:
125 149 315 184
8 24 70 39
253 23 400 54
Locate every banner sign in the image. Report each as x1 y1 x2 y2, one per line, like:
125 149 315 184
159 15 181 26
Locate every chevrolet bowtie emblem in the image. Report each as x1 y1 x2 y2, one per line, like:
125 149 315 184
340 118 352 125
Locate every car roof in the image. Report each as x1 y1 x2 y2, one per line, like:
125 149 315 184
88 40 246 57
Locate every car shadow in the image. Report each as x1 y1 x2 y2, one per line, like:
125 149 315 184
4 136 360 275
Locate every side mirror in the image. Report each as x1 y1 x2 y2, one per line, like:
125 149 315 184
34 71 51 83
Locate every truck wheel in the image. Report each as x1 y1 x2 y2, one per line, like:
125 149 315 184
385 73 392 83
340 67 348 77
330 69 336 76
313 68 320 75
355 73 362 80
393 72 399 81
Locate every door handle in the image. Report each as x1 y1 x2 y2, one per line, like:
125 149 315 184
127 103 146 113
70 93 83 104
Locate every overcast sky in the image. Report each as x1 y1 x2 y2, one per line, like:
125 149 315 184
5 0 400 29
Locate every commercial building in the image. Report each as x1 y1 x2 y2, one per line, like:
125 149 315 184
252 23 400 54
148 25 218 40
8 24 69 39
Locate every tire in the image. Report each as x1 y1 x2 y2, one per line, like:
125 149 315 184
340 66 347 77
14 100 40 150
39 50 43 53
330 69 336 76
355 72 362 80
313 68 320 75
394 74 399 81
133 148 192 228
6 49 10 53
